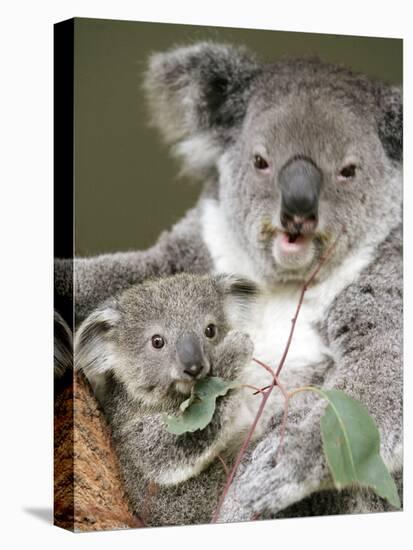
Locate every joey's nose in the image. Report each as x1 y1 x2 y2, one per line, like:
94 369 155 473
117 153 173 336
279 157 322 228
177 332 206 379
184 364 204 378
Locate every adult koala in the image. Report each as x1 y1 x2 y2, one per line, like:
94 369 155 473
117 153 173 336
55 42 402 521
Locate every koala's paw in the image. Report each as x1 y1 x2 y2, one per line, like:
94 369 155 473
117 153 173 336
217 442 297 521
219 463 310 522
214 330 254 379
219 422 329 521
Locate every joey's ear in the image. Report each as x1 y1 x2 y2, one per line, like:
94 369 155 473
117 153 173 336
215 274 258 323
375 84 402 162
74 299 120 386
143 42 260 172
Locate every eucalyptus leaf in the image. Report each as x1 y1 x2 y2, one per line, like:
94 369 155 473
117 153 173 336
318 389 400 508
163 377 239 435
179 387 196 413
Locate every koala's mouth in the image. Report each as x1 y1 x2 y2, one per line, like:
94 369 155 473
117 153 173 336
174 362 213 396
286 232 302 244
280 231 313 251
271 230 316 269
174 380 195 395
260 220 316 249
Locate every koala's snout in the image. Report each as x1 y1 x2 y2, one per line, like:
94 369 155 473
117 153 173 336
176 332 209 380
279 157 322 234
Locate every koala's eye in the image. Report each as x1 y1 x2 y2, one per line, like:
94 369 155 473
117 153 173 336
151 335 165 349
253 154 269 170
204 324 217 339
339 164 357 181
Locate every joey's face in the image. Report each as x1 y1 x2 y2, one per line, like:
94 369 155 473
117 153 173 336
117 307 223 399
75 273 256 412
111 274 232 406
218 81 401 285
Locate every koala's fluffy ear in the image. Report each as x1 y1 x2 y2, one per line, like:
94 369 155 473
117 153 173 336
74 300 120 389
144 42 260 173
376 84 403 162
215 274 258 324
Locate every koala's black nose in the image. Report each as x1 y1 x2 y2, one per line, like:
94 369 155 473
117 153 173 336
184 364 203 378
177 333 206 379
279 157 322 231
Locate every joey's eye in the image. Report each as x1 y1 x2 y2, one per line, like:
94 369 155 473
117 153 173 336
151 335 165 349
204 324 217 339
254 154 269 170
339 164 357 180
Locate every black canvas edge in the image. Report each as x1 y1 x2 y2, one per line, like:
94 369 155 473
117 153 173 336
54 17 75 532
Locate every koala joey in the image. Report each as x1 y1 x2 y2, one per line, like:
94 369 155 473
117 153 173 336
75 273 256 518
57 42 402 521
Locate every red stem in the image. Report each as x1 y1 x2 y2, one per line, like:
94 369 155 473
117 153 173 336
216 453 230 476
211 232 341 523
273 376 289 465
211 387 274 523
275 234 340 379
242 384 267 395
253 358 277 381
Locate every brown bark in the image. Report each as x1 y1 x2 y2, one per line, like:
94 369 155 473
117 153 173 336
54 371 143 532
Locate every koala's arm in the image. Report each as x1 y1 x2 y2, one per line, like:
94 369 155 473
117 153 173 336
54 205 211 326
117 331 253 487
220 226 402 521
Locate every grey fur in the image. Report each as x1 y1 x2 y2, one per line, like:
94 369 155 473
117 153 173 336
54 310 73 380
220 226 403 521
144 42 261 175
75 273 256 525
56 43 402 523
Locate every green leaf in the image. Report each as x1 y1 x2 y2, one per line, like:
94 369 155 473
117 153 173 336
178 387 196 413
163 377 239 435
318 389 400 508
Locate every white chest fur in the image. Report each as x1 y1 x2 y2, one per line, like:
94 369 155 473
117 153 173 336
244 287 330 388
233 288 333 438
201 198 376 436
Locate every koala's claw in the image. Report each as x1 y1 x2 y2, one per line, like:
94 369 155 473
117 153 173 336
212 330 254 380
224 330 254 356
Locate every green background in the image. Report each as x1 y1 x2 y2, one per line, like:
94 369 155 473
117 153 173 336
74 17 402 256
